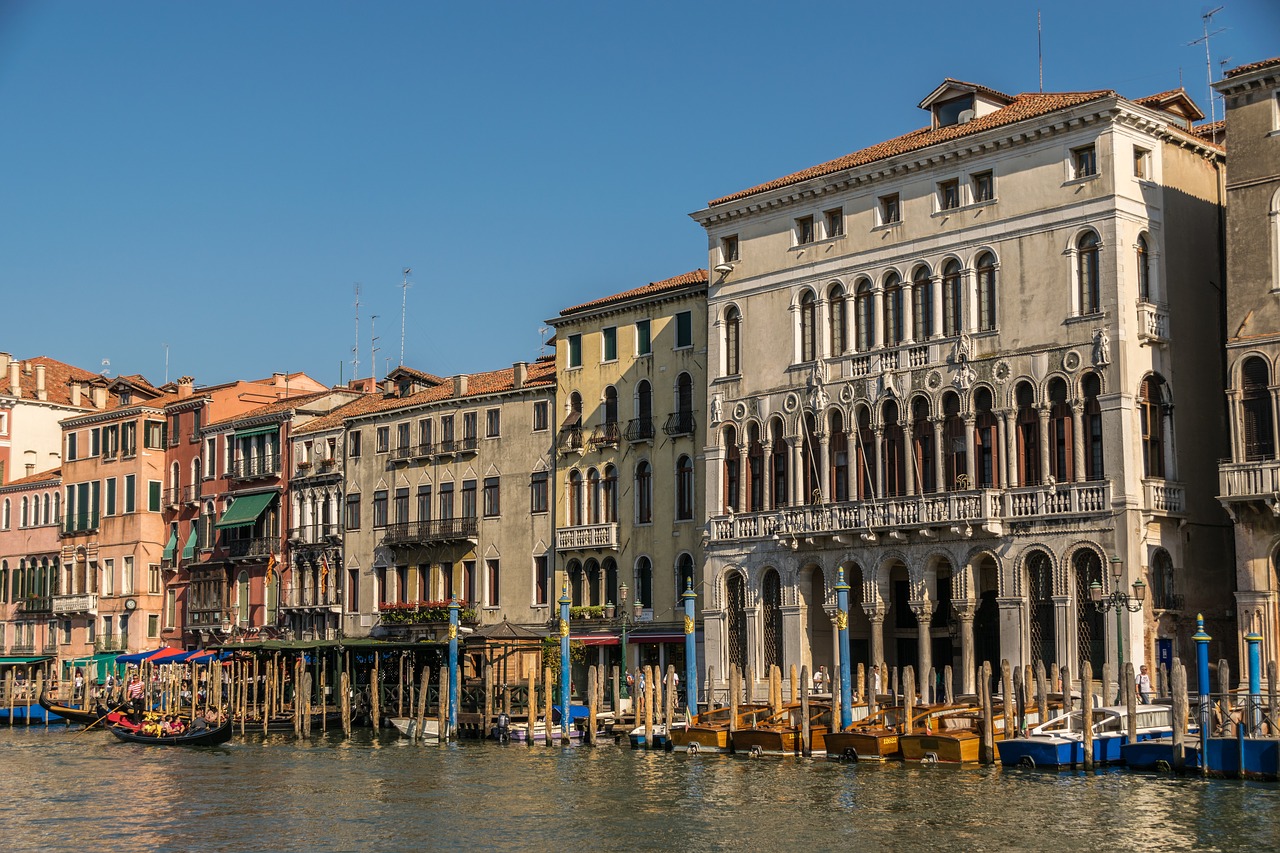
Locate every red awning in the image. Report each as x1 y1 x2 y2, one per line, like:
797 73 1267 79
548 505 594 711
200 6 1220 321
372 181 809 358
571 634 619 646
628 633 685 644
144 647 187 663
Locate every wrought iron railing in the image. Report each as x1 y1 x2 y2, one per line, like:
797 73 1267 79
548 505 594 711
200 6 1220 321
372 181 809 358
663 411 695 437
228 455 281 479
382 518 478 546
624 417 655 442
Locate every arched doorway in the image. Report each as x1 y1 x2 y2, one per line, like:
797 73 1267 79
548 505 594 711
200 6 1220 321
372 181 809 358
761 569 783 671
725 572 747 675
1074 549 1106 675
1027 551 1056 667
974 555 1001 679
800 565 832 677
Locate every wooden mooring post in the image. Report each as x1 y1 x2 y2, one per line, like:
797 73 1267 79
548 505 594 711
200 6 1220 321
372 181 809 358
415 666 430 743
979 661 994 765
437 665 449 744
1082 661 1095 770
643 666 655 749
1172 659 1187 771
903 667 916 734
1124 662 1137 744
340 671 352 737
1001 660 1014 738
587 666 598 746
799 665 811 757
728 665 740 740
664 666 676 732
1035 661 1048 725
1218 659 1233 738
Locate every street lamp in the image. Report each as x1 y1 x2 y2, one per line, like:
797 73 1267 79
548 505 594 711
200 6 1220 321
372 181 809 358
615 582 643 699
1090 555 1146 669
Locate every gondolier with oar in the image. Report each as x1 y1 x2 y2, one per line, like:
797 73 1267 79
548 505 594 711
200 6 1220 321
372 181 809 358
127 675 146 711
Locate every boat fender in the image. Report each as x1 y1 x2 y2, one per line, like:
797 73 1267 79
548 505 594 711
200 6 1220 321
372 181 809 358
1018 755 1036 768
687 742 700 755
749 745 763 758
923 752 939 764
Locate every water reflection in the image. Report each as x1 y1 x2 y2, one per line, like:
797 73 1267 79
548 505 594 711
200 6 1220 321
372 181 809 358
1 729 1277 852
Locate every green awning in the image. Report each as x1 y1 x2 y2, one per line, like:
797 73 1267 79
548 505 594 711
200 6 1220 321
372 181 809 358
181 528 198 560
0 656 52 665
235 425 279 439
162 530 178 561
215 492 276 529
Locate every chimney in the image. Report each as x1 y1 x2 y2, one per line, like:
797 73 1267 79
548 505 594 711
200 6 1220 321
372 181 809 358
178 376 194 399
513 362 528 390
453 374 468 397
0 353 10 375
22 360 32 375
35 364 46 401
70 382 81 407
9 360 19 396
91 385 107 409
273 372 287 388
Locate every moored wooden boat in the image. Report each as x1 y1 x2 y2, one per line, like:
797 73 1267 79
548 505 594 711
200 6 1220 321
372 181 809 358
110 719 233 746
730 703 834 757
827 703 974 762
669 704 771 754
388 717 441 741
38 689 116 726
899 708 1006 763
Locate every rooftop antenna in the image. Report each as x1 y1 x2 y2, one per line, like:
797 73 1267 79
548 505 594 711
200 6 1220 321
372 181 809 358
539 326 550 358
399 267 412 369
370 314 380 383
1188 6 1226 127
162 342 169 385
1037 10 1043 93
352 283 362 383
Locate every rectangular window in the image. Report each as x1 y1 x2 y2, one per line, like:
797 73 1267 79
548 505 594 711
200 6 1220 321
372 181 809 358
104 559 115 596
345 494 361 530
721 234 739 262
348 430 362 458
602 327 617 362
417 485 432 522
124 475 136 514
486 559 500 607
347 569 360 613
440 415 454 444
105 478 117 517
418 418 432 446
147 614 159 638
635 319 651 356
149 563 161 595
795 215 815 245
463 412 477 441
60 620 71 644
534 554 548 606
439 483 454 520
483 476 500 517
461 479 477 519
372 490 388 528
396 422 410 450
394 487 409 524
147 480 161 513
971 171 994 203
1133 146 1150 178
824 207 844 238
530 471 548 514
205 437 216 475
485 408 500 438
144 421 165 450
66 432 78 461
568 334 582 368
880 193 900 224
675 311 693 349
121 422 136 457
532 401 549 432
375 426 390 453
122 556 134 595
90 427 100 457
1073 144 1097 178
938 179 960 210
165 589 176 627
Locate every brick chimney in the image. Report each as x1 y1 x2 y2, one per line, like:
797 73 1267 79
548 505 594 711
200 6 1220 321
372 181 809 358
453 374 468 397
178 376 195 399
513 362 528 389
91 385 107 409
70 381 82 407
273 372 287 388
35 364 46 401
8 360 19 396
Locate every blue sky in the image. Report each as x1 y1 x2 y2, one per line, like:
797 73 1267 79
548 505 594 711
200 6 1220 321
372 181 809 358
2 0 1275 388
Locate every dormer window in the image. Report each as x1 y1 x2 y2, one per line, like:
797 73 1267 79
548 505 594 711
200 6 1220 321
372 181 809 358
119 391 132 406
398 380 411 397
934 93 975 127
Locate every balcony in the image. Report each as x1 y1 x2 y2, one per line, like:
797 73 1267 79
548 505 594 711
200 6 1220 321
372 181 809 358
282 585 342 610
182 483 203 505
17 596 51 614
1219 458 1280 503
1004 481 1112 519
624 417 655 443
228 455 281 480
663 411 696 437
1143 479 1186 516
62 512 100 536
51 593 97 614
411 443 435 460
1137 302 1170 345
288 523 341 545
95 636 125 652
589 422 620 450
390 444 416 464
556 522 619 551
165 486 182 509
226 537 280 561
381 518 478 547
560 426 584 453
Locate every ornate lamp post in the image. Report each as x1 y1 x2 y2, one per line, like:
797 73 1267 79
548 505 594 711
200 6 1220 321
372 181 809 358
618 582 631 699
1090 555 1146 669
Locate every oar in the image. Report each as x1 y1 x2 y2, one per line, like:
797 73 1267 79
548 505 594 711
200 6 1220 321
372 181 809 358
74 700 133 737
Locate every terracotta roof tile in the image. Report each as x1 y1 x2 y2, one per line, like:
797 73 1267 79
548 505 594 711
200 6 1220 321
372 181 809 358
1 356 104 409
344 359 556 421
1 467 61 487
1223 56 1280 78
1192 119 1225 142
558 270 709 317
291 393 387 435
205 390 335 428
707 90 1116 207
388 366 446 385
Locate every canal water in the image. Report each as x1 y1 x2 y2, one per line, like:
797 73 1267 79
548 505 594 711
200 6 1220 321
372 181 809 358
1 729 1276 852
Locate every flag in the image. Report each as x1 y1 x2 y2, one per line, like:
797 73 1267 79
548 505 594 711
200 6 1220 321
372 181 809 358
320 554 329 596
266 552 277 575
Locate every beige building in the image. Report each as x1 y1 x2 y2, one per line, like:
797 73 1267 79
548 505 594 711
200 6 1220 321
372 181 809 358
690 79 1232 697
548 270 708 681
1215 57 1280 674
341 360 555 640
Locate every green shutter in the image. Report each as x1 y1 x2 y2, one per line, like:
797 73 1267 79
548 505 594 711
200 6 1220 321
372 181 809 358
148 481 161 513
181 528 198 560
162 530 177 561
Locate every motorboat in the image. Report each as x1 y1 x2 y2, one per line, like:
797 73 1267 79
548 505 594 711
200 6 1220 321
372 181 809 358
997 704 1173 768
827 703 973 763
730 702 834 757
669 704 771 754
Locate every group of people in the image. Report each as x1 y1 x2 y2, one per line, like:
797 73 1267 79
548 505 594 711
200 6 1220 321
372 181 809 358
138 714 189 737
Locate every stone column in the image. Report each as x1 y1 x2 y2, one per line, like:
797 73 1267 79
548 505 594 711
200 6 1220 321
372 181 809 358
902 282 915 345
872 288 885 349
998 409 1015 488
1071 400 1086 482
762 441 774 509
736 444 748 513
788 437 803 507
963 267 978 334
903 427 916 496
818 434 831 503
1037 405 1051 485
931 416 946 494
873 427 885 499
930 275 944 340
954 600 977 695
912 600 935 699
997 597 1024 671
963 414 977 488
865 603 886 675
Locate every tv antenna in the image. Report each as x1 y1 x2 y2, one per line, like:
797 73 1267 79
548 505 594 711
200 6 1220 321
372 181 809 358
539 326 550 358
399 267 412 369
1037 10 1044 93
352 283 362 382
370 314 380 383
1187 6 1226 127
162 343 169 385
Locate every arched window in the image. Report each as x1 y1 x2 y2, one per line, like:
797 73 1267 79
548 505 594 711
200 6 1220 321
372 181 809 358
830 411 849 502
942 260 963 336
1016 382 1040 487
1074 550 1105 674
1136 235 1151 302
762 570 783 670
20 497 29 528
1027 551 1056 665
942 392 967 490
722 425 739 513
587 468 600 524
636 380 652 429
635 461 652 524
912 396 935 494
585 559 602 607
748 424 765 512
1139 375 1168 478
912 267 934 340
828 284 847 355
883 272 904 346
1077 232 1101 315
237 570 251 625
602 557 618 608
975 388 999 488
265 569 279 626
1049 377 1074 482
799 290 818 362
855 280 875 350
0 560 7 604
882 400 905 496
726 573 747 671
801 412 819 503
676 455 694 521
1150 549 1176 610
1082 373 1104 480
2 498 8 530
1242 356 1275 461
602 464 618 522
53 492 60 524
769 419 788 507
676 372 693 418
566 560 583 607
976 252 997 331
677 553 695 597
636 556 653 608
568 470 583 526
724 306 741 376
603 386 618 427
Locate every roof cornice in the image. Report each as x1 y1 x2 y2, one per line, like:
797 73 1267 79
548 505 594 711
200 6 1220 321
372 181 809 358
547 283 706 328
344 382 555 426
62 405 168 428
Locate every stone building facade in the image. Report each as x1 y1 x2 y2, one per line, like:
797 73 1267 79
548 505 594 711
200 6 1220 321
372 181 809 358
0 468 62 661
691 79 1233 696
1215 57 1280 673
548 270 708 678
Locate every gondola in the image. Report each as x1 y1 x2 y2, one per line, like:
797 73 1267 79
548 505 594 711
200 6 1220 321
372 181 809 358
109 719 234 746
38 688 116 726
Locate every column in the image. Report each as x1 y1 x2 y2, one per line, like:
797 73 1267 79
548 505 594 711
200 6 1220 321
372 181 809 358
762 442 773 509
903 428 916 496
954 601 976 695
1037 405 1051 485
736 445 748 513
912 600 935 701
788 437 803 506
930 275 944 340
999 410 1015 488
865 604 886 675
931 416 946 493
873 427 885 499
872 288 885 348
963 415 977 488
1071 400 1086 482
902 282 915 345
818 434 831 503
